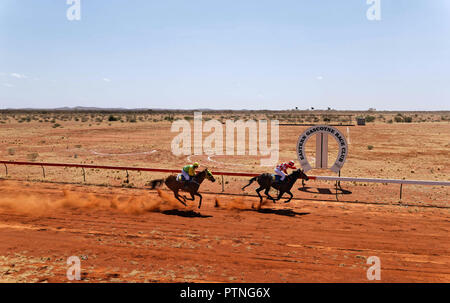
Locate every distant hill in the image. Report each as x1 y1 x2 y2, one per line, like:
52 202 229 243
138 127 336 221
1 106 219 112
3 106 155 112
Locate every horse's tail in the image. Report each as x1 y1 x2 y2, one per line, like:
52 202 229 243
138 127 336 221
242 176 257 190
149 179 164 189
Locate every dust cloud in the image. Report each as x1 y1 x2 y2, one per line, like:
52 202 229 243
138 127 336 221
214 195 270 210
0 186 183 216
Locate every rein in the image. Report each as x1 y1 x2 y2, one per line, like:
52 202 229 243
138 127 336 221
191 170 207 185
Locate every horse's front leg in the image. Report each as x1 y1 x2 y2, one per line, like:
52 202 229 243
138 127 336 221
194 192 203 209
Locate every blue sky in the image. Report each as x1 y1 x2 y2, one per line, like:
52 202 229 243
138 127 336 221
0 0 449 110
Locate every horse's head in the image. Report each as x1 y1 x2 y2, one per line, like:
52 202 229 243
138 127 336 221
205 169 216 182
292 168 309 181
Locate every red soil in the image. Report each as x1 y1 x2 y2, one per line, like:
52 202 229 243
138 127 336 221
0 179 448 282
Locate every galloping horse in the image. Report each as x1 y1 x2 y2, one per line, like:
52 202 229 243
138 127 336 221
149 168 216 209
242 169 309 207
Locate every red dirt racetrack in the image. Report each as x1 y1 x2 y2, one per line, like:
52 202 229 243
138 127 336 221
0 179 448 282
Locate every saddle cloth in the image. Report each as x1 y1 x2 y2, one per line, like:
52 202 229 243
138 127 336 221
176 174 187 182
272 174 282 183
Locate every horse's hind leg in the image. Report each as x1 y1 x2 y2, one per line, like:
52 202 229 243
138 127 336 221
183 193 195 201
254 187 264 209
255 187 264 202
264 188 276 202
182 191 196 202
284 191 293 203
173 191 187 206
174 189 186 202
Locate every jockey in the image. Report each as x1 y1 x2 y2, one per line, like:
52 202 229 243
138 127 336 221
181 162 199 182
274 160 297 182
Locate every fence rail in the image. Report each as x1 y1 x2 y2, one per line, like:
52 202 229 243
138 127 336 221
312 175 450 186
1 160 449 186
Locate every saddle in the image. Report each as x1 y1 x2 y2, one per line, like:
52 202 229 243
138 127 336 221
177 174 196 185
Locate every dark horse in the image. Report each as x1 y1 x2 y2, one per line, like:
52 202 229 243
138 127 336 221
242 169 309 207
149 169 216 209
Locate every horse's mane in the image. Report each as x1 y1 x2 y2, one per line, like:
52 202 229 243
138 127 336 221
193 168 208 178
288 169 301 176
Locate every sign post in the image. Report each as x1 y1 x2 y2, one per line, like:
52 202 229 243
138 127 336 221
297 125 348 173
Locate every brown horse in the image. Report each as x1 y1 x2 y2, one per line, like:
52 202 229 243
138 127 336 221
242 169 309 207
149 168 216 209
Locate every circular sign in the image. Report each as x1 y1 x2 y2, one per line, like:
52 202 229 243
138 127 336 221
296 125 348 173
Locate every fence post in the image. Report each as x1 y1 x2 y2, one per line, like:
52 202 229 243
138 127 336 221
41 165 45 178
3 164 7 176
221 175 224 192
337 170 342 189
400 184 403 200
82 167 86 182
334 170 341 201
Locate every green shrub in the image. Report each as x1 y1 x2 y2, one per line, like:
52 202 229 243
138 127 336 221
365 115 376 123
394 116 403 123
27 153 39 161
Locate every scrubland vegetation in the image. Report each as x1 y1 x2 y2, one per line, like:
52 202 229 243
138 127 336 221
0 109 448 126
